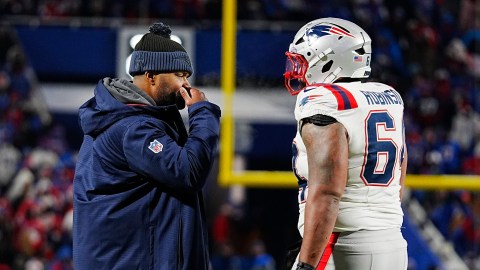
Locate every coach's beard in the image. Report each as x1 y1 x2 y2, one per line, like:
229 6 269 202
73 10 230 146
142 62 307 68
155 91 186 109
175 90 186 110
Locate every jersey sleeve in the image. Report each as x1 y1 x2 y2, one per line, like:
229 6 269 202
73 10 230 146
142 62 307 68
295 84 359 121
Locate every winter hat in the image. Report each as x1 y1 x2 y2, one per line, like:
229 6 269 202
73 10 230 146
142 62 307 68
128 22 193 76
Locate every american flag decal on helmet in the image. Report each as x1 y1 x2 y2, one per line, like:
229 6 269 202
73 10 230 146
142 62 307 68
148 139 163 153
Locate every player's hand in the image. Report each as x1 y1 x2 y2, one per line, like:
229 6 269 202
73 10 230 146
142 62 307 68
179 87 208 107
285 239 302 270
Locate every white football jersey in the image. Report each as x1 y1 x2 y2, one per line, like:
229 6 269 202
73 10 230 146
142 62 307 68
293 81 406 232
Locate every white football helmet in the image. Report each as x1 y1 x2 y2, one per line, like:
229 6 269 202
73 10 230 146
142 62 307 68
284 17 372 95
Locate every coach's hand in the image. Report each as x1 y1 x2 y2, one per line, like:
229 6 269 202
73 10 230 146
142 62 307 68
180 87 208 107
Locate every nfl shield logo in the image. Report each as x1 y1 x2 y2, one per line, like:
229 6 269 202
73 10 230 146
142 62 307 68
148 139 163 153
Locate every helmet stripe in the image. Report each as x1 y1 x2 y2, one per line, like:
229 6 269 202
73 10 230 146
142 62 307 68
329 26 355 38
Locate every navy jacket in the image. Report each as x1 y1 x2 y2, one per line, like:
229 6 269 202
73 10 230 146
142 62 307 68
73 79 221 270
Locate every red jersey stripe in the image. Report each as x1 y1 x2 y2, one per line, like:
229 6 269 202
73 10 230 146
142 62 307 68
316 232 340 270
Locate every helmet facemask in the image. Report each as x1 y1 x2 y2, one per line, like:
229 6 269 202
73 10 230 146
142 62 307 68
284 51 308 95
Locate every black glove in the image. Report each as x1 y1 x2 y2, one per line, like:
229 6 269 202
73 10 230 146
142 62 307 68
284 239 302 270
296 261 315 270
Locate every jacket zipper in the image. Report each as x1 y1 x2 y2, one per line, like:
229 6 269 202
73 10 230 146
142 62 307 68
177 217 183 269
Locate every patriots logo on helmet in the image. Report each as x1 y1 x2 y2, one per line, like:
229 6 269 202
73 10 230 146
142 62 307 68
306 24 355 43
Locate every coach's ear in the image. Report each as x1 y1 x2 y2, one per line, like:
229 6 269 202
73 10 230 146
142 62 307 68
285 238 302 270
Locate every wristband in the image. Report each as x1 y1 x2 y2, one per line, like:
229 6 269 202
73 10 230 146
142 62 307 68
296 261 315 270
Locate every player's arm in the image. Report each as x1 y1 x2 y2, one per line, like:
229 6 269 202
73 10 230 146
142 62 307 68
399 146 408 200
298 116 349 268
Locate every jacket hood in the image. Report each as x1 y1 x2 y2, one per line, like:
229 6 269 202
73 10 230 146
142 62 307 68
104 78 156 106
78 78 178 137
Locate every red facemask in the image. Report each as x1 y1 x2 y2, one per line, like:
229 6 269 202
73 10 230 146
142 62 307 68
284 51 308 95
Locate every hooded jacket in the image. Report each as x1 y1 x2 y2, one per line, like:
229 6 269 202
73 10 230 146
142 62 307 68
73 78 221 270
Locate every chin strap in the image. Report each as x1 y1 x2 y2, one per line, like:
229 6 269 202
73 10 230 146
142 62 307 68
323 67 342 83
310 48 333 67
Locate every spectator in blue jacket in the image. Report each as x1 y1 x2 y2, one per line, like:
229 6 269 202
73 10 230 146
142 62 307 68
73 22 221 270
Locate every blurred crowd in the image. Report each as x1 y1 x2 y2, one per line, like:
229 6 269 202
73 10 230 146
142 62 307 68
0 0 439 23
0 0 479 269
0 25 75 270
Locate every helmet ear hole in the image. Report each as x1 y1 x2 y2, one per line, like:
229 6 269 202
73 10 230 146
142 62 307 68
295 37 305 45
322 60 333 73
355 48 366 55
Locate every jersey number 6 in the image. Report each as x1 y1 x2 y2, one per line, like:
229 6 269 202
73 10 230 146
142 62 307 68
361 110 402 186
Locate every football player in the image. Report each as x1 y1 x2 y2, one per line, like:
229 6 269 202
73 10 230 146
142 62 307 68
285 17 408 270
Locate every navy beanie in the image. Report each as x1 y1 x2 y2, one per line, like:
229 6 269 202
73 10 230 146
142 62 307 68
129 22 193 76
